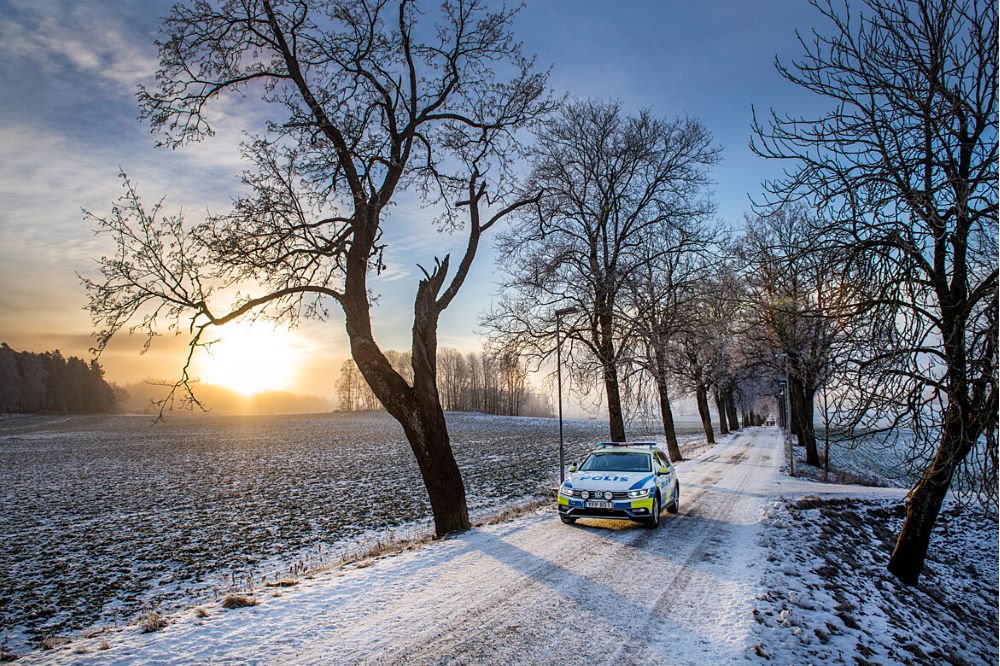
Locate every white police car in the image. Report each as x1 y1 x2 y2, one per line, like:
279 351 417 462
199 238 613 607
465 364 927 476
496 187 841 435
557 442 679 528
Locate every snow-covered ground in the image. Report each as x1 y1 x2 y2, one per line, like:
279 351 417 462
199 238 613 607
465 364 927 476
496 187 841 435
12 428 996 664
0 411 706 654
752 497 998 664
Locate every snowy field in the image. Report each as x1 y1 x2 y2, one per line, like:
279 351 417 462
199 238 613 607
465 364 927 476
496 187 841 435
8 428 992 665
752 496 999 664
0 411 705 654
784 427 918 489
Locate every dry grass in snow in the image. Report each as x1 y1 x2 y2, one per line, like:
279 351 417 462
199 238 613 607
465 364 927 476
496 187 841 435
751 496 998 665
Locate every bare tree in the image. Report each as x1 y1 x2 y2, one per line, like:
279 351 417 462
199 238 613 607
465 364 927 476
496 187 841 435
623 224 717 460
336 358 379 411
753 0 998 582
736 205 844 466
667 310 724 445
82 0 554 537
487 99 719 441
703 263 750 437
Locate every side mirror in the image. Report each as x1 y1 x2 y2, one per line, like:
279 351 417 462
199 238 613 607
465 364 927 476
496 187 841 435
568 464 577 473
657 466 669 476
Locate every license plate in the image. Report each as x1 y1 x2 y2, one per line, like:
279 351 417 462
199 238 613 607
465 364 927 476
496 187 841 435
585 500 612 509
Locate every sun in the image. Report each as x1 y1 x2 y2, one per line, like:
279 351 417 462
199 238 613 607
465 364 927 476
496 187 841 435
196 322 302 395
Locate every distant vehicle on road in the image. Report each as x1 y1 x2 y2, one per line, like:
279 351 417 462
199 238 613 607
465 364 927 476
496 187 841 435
764 415 776 426
557 442 679 528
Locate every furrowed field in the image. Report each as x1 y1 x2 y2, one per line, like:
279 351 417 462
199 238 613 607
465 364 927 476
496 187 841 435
0 411 705 652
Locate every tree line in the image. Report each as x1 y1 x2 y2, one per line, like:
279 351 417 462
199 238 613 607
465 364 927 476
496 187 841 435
484 99 775 463
0 343 125 414
484 0 996 586
336 347 551 417
85 0 995 589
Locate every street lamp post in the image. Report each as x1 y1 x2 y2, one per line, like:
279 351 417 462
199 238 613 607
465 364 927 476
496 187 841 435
555 306 579 483
777 388 785 430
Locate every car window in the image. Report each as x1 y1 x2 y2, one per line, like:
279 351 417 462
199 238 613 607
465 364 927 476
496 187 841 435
579 452 652 472
656 452 670 469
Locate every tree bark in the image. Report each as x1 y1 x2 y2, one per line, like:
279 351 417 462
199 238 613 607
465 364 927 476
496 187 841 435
789 374 820 466
725 389 740 432
344 218 471 538
888 409 976 584
714 389 730 436
696 384 715 444
597 300 627 442
655 378 682 461
788 386 802 438
398 400 470 536
604 369 627 442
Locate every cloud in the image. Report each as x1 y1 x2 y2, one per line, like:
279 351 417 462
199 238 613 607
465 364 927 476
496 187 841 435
0 0 160 94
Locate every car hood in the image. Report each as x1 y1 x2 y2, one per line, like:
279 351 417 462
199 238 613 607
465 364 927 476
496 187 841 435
567 471 654 491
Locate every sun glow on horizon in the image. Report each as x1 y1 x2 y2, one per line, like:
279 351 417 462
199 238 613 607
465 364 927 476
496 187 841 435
196 323 304 396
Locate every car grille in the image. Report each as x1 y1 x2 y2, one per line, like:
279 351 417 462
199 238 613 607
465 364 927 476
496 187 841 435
566 489 630 500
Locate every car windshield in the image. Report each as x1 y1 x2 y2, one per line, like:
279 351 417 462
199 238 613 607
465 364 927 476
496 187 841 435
579 452 651 473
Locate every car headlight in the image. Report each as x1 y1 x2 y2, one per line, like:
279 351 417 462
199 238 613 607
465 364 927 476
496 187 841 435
560 485 573 496
581 490 590 499
628 487 652 498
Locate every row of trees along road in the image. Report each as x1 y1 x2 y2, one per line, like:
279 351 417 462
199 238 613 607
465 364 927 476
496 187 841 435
485 0 997 587
749 0 997 584
82 0 995 589
484 100 779 461
0 344 124 414
484 99 723 453
336 347 551 417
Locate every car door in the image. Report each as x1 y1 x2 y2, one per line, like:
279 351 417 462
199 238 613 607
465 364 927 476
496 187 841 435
654 451 672 498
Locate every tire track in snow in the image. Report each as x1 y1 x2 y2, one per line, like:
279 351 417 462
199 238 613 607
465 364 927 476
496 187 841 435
361 431 775 665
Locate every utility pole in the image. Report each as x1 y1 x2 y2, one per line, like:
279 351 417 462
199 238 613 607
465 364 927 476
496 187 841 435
555 306 579 483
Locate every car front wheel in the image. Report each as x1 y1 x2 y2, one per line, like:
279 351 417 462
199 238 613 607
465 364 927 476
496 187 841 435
644 494 661 529
560 515 577 525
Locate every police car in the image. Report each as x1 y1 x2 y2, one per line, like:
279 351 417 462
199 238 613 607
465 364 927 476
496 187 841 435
557 442 679 528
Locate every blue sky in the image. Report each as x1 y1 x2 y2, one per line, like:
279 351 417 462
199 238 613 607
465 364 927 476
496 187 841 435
0 0 826 399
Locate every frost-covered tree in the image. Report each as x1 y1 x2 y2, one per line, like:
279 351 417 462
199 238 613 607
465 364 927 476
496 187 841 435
621 198 718 460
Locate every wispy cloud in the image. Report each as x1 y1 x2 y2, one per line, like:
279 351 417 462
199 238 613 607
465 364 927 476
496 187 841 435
0 0 160 94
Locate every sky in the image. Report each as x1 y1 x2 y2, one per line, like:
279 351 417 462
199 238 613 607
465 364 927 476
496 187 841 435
0 0 826 404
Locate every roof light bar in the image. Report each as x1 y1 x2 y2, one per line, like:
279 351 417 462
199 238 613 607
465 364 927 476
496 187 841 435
596 441 658 448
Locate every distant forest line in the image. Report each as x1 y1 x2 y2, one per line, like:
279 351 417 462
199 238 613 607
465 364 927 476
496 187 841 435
0 343 552 418
0 343 124 414
336 348 553 418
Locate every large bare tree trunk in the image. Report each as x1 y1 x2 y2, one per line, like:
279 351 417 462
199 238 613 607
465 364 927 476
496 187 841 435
696 384 715 444
789 375 820 466
888 409 975 583
398 400 470 535
345 223 471 537
605 369 627 441
655 377 682 461
598 304 627 441
788 386 802 439
725 389 740 432
714 389 730 436
888 307 991 583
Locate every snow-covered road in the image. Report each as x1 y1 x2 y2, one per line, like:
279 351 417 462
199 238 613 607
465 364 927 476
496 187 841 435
29 427 907 665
